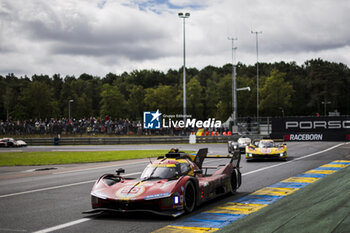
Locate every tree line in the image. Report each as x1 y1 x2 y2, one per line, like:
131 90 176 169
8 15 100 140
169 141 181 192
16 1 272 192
0 58 349 122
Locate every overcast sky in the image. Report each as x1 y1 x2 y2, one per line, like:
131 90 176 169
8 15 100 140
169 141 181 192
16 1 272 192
1 0 349 77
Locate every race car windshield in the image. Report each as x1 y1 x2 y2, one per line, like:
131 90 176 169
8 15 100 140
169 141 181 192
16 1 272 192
259 141 274 148
238 138 250 144
141 166 177 180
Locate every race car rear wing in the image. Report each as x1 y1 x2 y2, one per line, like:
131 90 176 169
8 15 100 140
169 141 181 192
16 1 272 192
192 146 241 188
227 141 241 161
193 145 241 170
160 147 241 171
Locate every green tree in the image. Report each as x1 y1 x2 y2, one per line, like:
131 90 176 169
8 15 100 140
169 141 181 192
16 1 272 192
0 76 5 120
71 93 92 119
52 74 63 100
100 84 127 118
304 59 349 115
3 87 16 120
127 85 145 119
186 77 204 119
144 85 178 114
260 69 294 116
103 72 119 85
215 74 232 120
127 69 166 88
16 81 58 119
203 73 219 118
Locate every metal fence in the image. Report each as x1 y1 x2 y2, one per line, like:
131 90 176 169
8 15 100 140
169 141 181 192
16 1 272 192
237 117 272 136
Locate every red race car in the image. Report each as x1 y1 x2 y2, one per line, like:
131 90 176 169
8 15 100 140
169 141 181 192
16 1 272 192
84 146 241 217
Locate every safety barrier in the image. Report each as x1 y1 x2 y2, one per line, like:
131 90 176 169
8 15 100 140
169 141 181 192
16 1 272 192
20 135 240 146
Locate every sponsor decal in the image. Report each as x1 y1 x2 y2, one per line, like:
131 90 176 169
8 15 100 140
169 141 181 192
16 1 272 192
143 110 222 129
143 110 162 129
285 120 350 130
260 148 272 153
162 118 221 128
144 192 171 200
272 117 349 142
149 164 176 167
116 185 145 199
285 134 323 141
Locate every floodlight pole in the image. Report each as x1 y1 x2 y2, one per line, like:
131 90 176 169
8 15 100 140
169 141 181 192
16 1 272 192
321 101 331 116
178 12 190 123
68 99 74 122
228 37 238 126
251 30 262 122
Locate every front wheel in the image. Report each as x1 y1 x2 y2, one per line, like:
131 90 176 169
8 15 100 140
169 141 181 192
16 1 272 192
184 181 196 213
230 170 237 194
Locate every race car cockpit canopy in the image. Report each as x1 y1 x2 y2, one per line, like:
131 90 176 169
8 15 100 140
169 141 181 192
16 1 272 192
140 164 178 180
140 157 192 180
258 140 275 148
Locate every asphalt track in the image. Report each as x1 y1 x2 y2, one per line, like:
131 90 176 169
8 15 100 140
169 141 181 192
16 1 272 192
0 142 349 233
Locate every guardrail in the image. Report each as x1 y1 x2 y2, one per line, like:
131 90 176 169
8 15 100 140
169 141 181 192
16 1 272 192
21 135 243 146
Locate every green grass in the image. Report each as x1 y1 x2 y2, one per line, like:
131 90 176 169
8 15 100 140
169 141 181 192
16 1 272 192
0 150 185 166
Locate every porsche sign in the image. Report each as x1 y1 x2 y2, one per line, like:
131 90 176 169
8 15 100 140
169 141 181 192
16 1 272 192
271 116 350 141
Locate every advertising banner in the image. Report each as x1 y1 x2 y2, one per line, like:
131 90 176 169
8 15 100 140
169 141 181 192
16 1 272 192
271 116 350 141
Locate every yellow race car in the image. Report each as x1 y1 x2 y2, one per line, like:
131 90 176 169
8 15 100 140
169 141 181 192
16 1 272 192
245 139 287 161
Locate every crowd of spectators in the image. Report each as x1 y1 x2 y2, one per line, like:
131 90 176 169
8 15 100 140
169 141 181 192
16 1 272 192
0 117 142 136
0 117 183 136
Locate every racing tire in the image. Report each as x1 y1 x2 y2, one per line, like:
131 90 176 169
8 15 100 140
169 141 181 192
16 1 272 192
184 181 196 213
230 170 237 194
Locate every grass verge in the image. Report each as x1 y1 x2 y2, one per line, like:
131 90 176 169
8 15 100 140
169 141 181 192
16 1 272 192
0 150 188 166
218 164 350 233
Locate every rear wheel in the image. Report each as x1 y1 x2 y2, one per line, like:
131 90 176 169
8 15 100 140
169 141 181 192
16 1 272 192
230 170 237 194
184 181 196 213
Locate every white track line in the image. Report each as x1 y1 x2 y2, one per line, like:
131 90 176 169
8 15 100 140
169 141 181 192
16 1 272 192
29 142 347 233
32 218 91 233
53 160 148 175
0 228 26 232
52 149 101 152
1 150 23 152
0 172 141 199
242 142 347 176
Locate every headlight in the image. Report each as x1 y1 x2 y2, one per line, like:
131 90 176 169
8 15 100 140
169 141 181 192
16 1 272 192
174 195 179 204
160 192 180 207
280 153 285 157
248 153 253 157
144 192 171 200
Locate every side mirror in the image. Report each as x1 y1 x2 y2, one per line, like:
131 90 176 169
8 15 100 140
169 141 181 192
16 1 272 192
116 168 125 176
194 169 202 175
228 141 239 153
